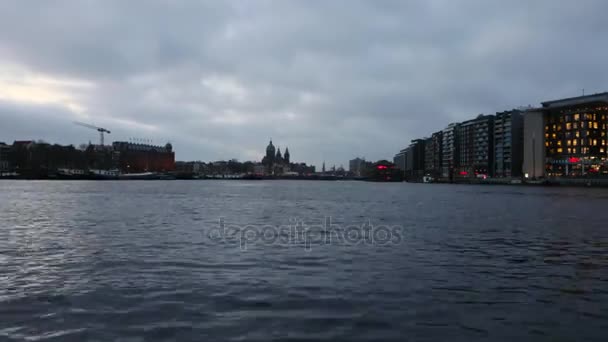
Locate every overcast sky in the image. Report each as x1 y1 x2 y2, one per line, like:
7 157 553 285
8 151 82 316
1 0 607 168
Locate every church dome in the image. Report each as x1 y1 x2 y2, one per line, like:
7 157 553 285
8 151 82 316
266 140 275 155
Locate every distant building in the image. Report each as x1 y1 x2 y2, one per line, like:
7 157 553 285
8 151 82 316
424 131 443 178
261 140 291 175
253 163 265 175
441 123 460 179
457 115 494 178
0 142 12 172
349 157 366 176
112 141 175 173
494 110 524 178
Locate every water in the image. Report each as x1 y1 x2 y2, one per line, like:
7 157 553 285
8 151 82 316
1 180 607 341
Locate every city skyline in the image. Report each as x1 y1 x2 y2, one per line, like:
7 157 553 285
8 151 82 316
1 1 608 168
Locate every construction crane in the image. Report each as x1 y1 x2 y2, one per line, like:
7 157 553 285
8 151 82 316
74 122 111 146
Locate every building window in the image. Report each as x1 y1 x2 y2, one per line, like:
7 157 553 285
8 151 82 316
557 140 562 146
567 140 571 146
557 148 563 153
593 139 598 146
568 148 572 154
594 122 599 129
573 139 578 146
573 123 578 129
574 114 580 121
566 123 572 130
581 121 586 128
576 131 580 138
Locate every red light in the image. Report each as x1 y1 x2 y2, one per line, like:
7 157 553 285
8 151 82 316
569 157 581 163
459 171 468 175
377 165 388 170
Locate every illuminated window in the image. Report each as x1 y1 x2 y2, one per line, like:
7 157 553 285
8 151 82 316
557 125 562 131
581 121 586 128
601 148 605 153
593 139 598 146
545 126 549 131
557 148 563 153
603 140 606 146
545 142 549 147
567 140 571 146
573 123 578 129
567 148 572 154
594 122 599 129
573 148 578 154
581 139 585 146
552 133 557 139
574 114 580 121
576 131 580 138
566 123 572 130
557 140 562 146
573 139 578 146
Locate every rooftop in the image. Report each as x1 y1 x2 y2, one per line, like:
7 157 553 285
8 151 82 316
541 92 608 108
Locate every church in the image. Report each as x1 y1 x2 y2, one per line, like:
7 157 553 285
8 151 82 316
261 140 290 175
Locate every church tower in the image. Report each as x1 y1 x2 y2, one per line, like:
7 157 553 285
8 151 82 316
284 147 290 164
275 147 283 163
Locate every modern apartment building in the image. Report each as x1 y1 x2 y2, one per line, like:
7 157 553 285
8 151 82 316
494 110 524 178
441 123 460 179
457 114 494 178
424 131 443 178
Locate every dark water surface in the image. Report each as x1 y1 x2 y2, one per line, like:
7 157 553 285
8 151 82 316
1 180 607 341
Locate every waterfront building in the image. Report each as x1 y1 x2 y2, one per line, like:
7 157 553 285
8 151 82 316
494 110 524 178
441 123 460 179
424 131 443 179
349 157 366 176
405 139 426 181
112 141 175 173
457 114 494 178
522 109 546 179
393 148 407 176
525 92 608 177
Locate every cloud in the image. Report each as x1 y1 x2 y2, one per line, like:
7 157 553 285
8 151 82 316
1 0 607 166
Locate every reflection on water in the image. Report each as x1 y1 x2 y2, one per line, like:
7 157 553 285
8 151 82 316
1 180 607 341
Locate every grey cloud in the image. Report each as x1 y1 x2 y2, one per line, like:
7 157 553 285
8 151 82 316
1 0 608 167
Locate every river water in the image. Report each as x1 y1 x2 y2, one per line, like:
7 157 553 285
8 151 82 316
0 180 607 341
